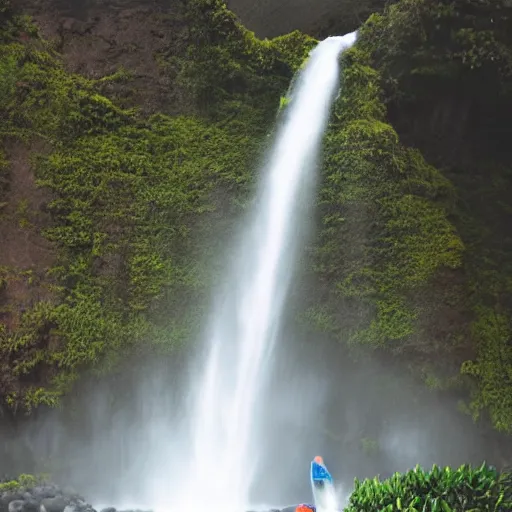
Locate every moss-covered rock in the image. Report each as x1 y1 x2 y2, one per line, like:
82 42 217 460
177 0 316 123
303 0 512 434
356 0 512 433
2 0 512 442
309 42 463 352
0 0 315 410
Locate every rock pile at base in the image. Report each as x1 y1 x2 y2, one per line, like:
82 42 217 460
1 484 92 512
0 483 288 512
0 485 151 512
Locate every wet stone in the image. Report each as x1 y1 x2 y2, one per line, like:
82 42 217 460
61 490 81 501
32 489 56 501
74 501 94 512
41 497 69 512
8 501 24 512
23 500 39 512
1 494 24 506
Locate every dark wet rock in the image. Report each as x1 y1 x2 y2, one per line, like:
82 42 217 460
100 508 116 512
41 497 69 512
116 510 151 512
8 499 39 512
0 483 101 512
1 493 24 505
1 496 19 512
31 488 57 501
4 501 38 512
22 500 39 512
73 500 94 512
8 501 24 512
60 490 81 501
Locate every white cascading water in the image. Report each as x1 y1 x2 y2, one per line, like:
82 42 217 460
170 32 357 512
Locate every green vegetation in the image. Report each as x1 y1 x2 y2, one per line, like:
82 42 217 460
0 473 47 492
0 0 313 409
1 0 512 442
358 0 512 433
306 0 512 434
3 464 510 512
176 0 316 125
461 309 512 434
310 43 463 350
346 463 512 512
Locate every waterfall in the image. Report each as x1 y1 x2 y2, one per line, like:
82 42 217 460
168 32 357 512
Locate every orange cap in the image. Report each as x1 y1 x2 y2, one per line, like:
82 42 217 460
313 455 324 464
295 506 314 512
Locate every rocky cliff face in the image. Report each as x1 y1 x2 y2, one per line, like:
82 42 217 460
227 0 385 37
4 0 512 443
7 0 384 117
0 0 314 409
13 0 385 44
10 0 191 115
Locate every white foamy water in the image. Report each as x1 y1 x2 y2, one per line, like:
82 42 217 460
166 33 357 512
